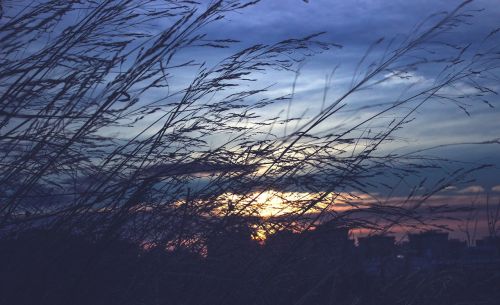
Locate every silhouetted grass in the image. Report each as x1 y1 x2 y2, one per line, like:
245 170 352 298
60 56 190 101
0 1 499 304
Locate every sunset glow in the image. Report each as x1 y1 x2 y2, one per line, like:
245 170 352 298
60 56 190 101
214 190 356 218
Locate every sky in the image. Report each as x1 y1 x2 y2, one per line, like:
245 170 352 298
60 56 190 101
5 0 499 234
2 0 500 248
140 0 500 240
182 0 500 195
11 0 498 200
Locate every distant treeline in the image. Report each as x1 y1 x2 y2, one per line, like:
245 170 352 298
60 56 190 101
1 227 499 305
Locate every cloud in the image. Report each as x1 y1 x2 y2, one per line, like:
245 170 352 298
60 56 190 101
442 186 458 192
457 185 485 194
492 185 500 193
381 71 428 87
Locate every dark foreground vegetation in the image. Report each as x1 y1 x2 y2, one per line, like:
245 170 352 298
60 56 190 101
2 225 500 305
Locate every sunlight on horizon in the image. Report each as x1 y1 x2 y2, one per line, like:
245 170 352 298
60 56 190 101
214 189 361 218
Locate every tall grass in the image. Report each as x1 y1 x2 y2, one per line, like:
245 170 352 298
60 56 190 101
0 0 499 304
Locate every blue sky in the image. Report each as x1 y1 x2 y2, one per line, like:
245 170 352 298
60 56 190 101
177 0 500 193
3 0 499 238
10 0 497 204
